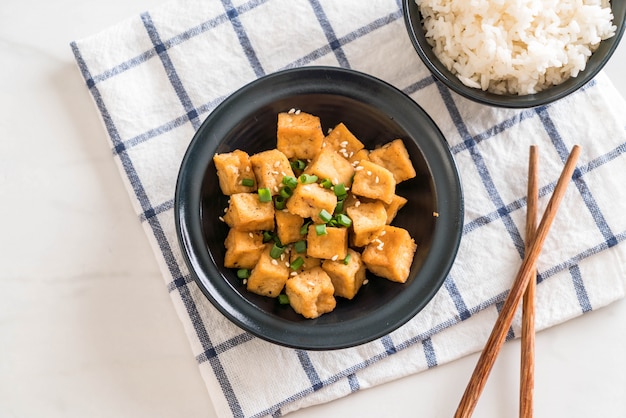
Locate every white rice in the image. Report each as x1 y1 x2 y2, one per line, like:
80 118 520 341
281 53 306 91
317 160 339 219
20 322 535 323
416 0 616 95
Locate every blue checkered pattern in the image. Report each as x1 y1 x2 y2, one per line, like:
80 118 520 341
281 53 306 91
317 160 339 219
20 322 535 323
71 1 626 416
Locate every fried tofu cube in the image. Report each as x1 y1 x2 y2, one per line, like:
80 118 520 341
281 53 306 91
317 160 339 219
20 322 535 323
277 111 324 160
349 148 370 165
304 146 354 186
275 210 304 245
289 250 321 272
383 194 408 224
246 244 290 297
322 249 366 299
306 225 348 260
250 149 295 196
347 201 387 247
223 193 275 232
224 229 265 269
351 160 396 204
213 150 256 195
368 139 417 183
323 123 364 159
285 267 336 318
286 183 337 224
362 226 416 283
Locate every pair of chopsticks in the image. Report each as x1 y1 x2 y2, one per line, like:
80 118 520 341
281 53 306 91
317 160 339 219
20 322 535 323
455 145 581 418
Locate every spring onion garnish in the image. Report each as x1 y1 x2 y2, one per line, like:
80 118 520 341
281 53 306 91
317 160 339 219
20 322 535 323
241 178 254 187
290 159 306 171
336 213 352 228
294 240 306 254
278 294 290 305
274 195 286 210
299 174 318 184
270 242 285 259
282 175 298 189
300 221 311 236
320 178 333 189
334 183 347 198
237 269 250 279
343 253 352 265
315 224 327 236
319 209 332 223
258 187 272 202
290 256 304 270
279 186 293 199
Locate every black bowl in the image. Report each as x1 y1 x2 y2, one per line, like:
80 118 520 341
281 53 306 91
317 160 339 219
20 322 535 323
403 0 626 108
175 66 464 350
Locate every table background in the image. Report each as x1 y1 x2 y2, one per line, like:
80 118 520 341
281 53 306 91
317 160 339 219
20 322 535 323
1 1 625 417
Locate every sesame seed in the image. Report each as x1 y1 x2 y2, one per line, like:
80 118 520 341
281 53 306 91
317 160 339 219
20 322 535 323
355 201 361 207
363 279 369 285
333 178 339 184
380 230 386 236
273 161 280 168
245 166 250 172
280 253 285 261
249 232 254 238
355 165 364 171
224 207 228 213
243 279 248 285
349 152 354 158
331 255 339 261
375 176 380 184
367 170 372 176
288 108 296 114
433 211 440 217
340 141 348 148
290 271 298 276
295 109 301 115
218 216 225 222
273 186 279 192
271 259 278 266
377 244 384 251
285 262 290 267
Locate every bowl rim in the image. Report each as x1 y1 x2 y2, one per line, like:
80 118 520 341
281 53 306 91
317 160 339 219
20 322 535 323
174 66 464 350
402 0 626 108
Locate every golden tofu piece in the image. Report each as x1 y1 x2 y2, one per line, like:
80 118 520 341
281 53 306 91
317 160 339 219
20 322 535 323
362 226 416 283
382 194 408 224
323 123 364 159
223 193 275 232
304 146 354 186
322 248 366 299
246 244 290 297
213 150 256 195
275 210 304 245
224 229 265 269
285 267 336 318
306 225 348 260
249 149 295 196
347 201 387 247
285 183 337 224
351 160 396 204
349 148 370 165
368 139 417 183
277 111 324 160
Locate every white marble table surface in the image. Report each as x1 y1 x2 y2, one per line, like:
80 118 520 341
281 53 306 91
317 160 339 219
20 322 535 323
2 1 625 417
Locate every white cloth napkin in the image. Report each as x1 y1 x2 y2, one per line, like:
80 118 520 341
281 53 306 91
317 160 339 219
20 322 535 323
70 0 626 416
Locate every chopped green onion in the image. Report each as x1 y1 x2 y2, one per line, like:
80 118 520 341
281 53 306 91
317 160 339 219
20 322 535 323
279 186 293 199
320 178 333 189
319 209 332 223
315 224 327 236
336 213 352 228
334 200 345 214
237 269 250 279
300 221 311 236
270 242 285 259
294 240 307 253
263 231 274 242
290 159 306 171
258 188 272 202
278 294 290 305
299 174 318 184
241 178 254 187
334 183 347 198
282 175 298 189
290 256 304 270
343 254 352 265
274 195 286 210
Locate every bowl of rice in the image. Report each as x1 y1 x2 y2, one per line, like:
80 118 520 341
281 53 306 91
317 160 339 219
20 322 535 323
403 0 626 108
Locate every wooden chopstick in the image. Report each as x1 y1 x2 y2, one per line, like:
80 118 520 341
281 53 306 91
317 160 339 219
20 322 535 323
454 145 581 418
520 145 539 418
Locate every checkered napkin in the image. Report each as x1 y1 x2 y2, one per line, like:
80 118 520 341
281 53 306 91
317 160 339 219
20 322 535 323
70 0 626 416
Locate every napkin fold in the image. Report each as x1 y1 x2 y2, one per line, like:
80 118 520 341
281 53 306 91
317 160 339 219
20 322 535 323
71 0 626 416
